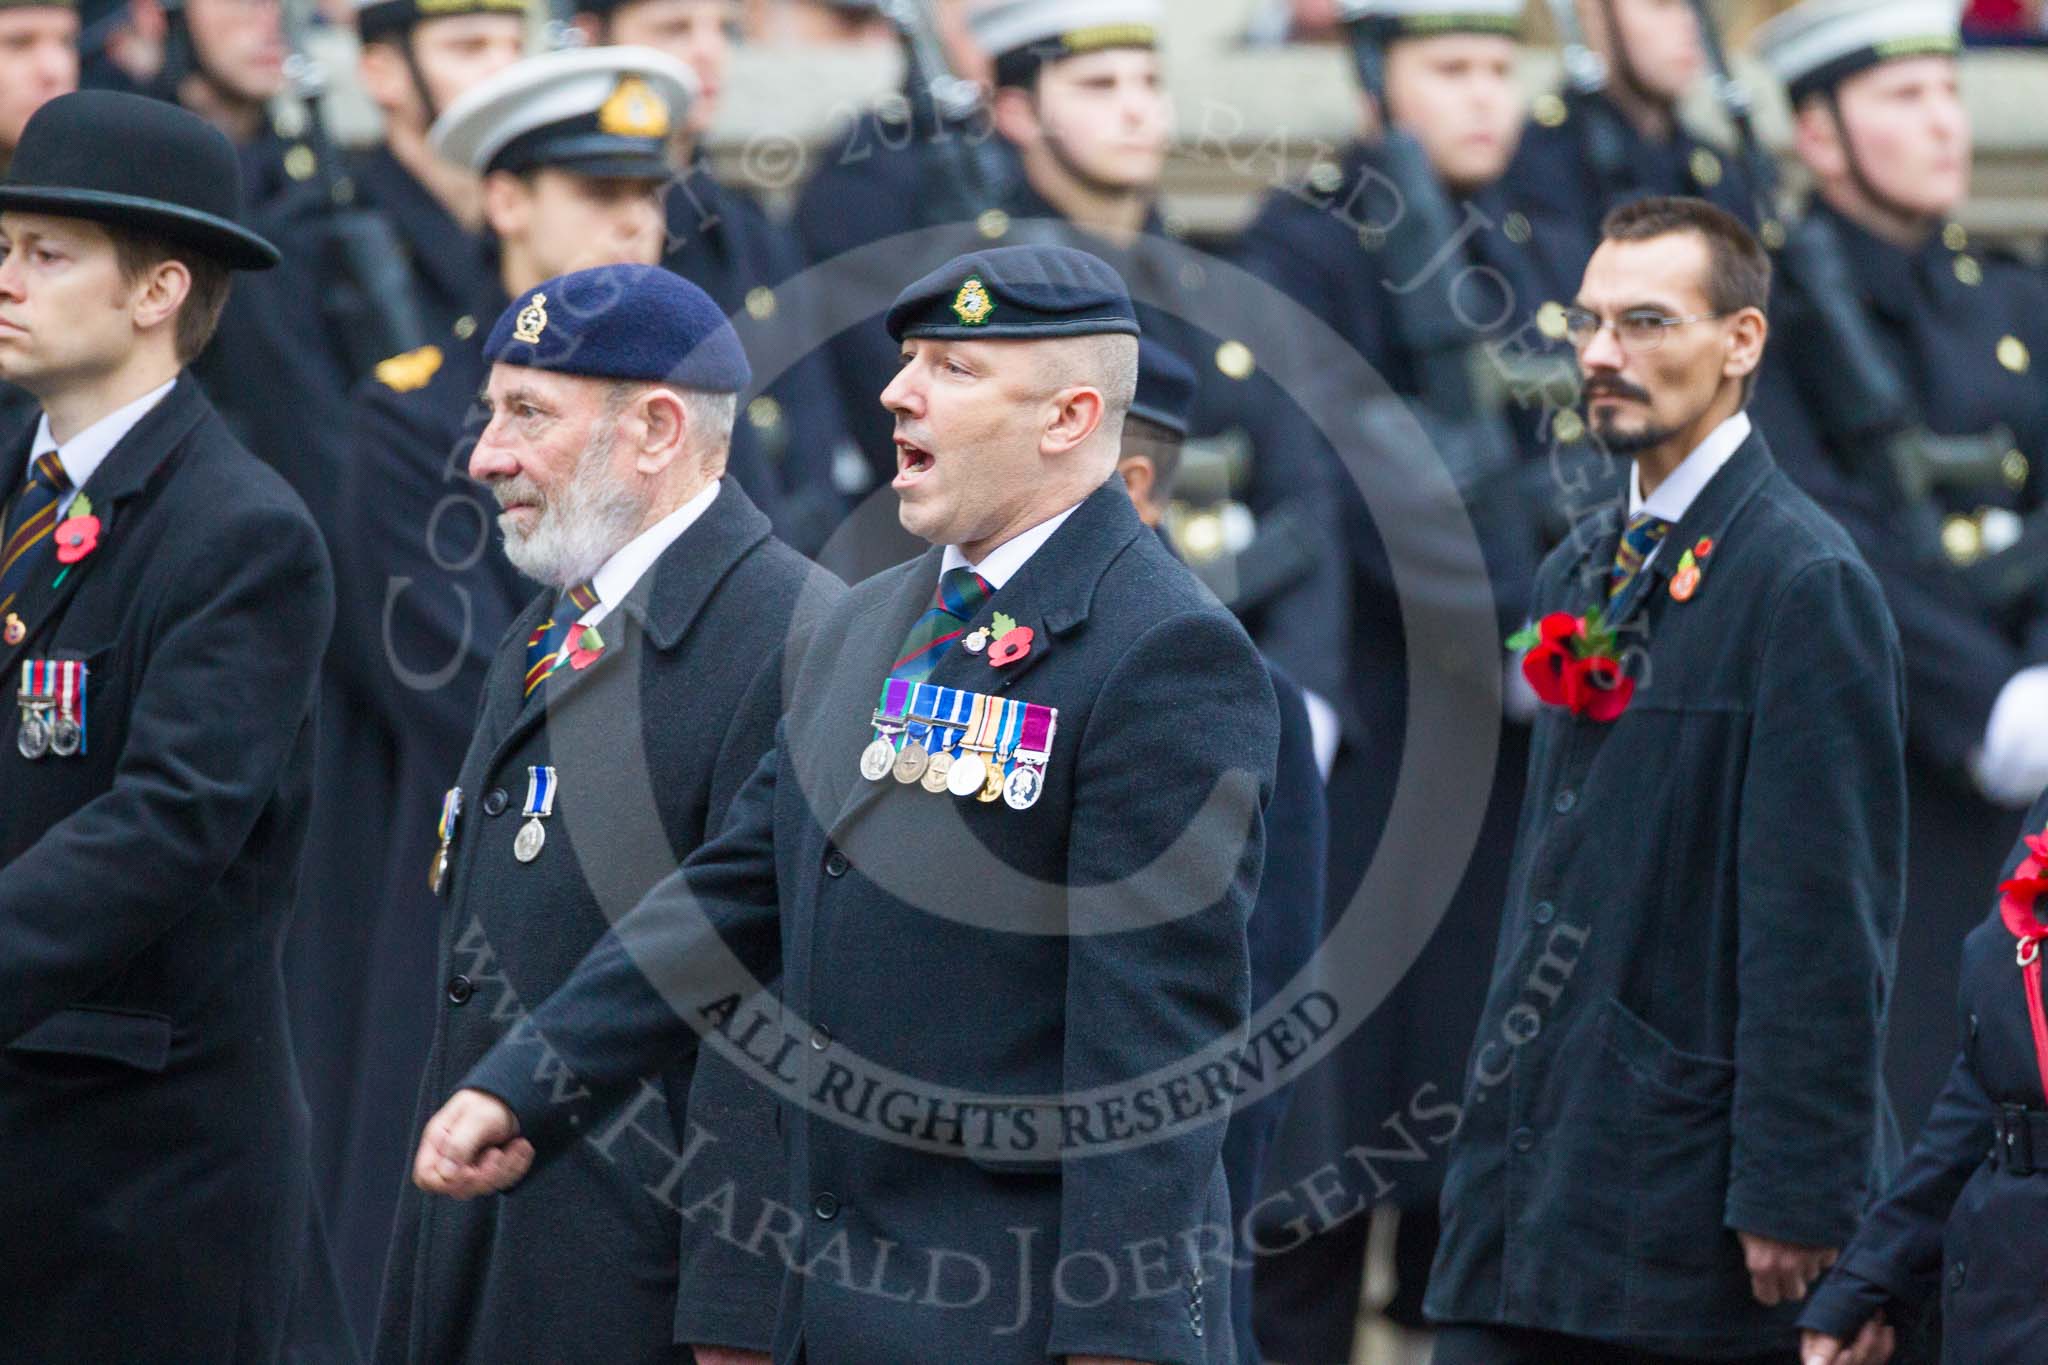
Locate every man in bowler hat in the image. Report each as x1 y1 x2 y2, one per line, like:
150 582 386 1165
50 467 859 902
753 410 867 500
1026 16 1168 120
0 90 333 1361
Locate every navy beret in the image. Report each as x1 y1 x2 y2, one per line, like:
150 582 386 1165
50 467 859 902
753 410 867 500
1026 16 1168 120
1131 337 1197 436
885 245 1141 344
484 264 753 393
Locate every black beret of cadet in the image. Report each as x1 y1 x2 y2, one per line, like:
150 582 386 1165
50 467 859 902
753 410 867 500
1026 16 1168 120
885 244 1140 344
485 264 753 393
1131 337 1197 436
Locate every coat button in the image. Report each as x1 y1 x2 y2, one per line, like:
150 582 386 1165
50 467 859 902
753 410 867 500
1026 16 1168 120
1949 1262 1966 1290
1552 790 1577 815
823 848 850 878
1532 901 1557 925
810 1026 831 1051
483 788 509 817
446 974 474 1005
1511 1126 1537 1153
813 1191 840 1221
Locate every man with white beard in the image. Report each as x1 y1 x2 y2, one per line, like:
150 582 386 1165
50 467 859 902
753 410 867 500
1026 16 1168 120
372 262 840 1365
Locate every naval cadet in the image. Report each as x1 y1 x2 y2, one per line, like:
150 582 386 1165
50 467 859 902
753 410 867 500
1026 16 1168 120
346 0 528 347
1230 3 1571 1350
1496 0 1757 307
1748 0 2048 1140
322 43 686 1330
573 0 857 554
375 265 830 1365
1798 787 2048 1365
1119 337 1326 1365
0 91 332 1361
1426 197 1906 1364
412 244 1278 1365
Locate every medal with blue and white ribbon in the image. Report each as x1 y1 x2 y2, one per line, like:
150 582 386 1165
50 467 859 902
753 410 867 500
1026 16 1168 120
16 659 84 760
920 687 975 793
514 765 556 863
893 683 941 784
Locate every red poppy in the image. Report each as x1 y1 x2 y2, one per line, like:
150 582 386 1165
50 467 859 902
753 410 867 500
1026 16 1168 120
1569 655 1635 724
1522 637 1574 706
567 626 605 671
988 625 1034 668
53 514 100 565
1536 611 1584 645
2002 832 2048 933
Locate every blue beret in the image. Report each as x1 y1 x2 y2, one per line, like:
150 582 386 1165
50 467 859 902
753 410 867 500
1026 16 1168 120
1131 337 1197 436
885 245 1140 344
484 264 752 393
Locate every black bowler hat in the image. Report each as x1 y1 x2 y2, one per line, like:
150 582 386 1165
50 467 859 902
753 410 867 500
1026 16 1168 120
0 91 279 270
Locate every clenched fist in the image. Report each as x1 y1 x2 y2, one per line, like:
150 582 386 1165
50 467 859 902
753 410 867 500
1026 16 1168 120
412 1088 534 1199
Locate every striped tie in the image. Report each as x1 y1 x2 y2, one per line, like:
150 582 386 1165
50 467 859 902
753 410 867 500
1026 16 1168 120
522 581 600 697
1609 512 1671 601
889 567 991 686
0 452 71 619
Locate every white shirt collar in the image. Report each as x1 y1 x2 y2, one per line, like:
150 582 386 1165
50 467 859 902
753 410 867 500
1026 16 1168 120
1628 410 1752 524
938 502 1083 592
29 378 177 513
579 479 721 628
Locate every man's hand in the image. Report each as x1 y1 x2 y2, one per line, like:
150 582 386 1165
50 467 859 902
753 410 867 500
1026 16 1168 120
412 1088 534 1199
690 1350 771 1365
1738 1231 1836 1306
1801 1313 1895 1365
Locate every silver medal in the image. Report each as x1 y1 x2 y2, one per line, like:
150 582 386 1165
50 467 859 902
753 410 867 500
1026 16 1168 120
1002 764 1044 811
17 708 50 760
514 816 547 863
49 715 80 757
947 751 988 798
859 736 897 782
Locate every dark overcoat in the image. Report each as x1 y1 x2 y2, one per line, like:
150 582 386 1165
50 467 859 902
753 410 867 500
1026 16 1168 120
1425 431 1908 1357
374 481 831 1362
0 375 334 1362
462 477 1279 1365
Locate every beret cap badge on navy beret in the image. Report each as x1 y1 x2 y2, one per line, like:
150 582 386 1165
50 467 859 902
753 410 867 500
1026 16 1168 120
513 292 549 344
952 278 996 327
598 77 670 139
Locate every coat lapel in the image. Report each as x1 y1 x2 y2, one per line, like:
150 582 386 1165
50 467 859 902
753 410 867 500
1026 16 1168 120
824 547 947 836
0 376 205 677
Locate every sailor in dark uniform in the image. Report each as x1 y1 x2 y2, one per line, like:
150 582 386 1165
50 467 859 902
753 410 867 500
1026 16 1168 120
1748 0 2048 1141
318 45 687 1334
345 0 527 346
1495 0 1757 305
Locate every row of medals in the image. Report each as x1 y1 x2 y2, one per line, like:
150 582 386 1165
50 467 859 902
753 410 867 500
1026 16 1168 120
859 718 1045 811
18 701 81 760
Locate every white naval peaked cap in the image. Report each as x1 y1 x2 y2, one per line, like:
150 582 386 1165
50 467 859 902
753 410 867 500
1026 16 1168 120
429 45 697 177
967 0 1162 69
1335 0 1525 35
1754 0 1963 104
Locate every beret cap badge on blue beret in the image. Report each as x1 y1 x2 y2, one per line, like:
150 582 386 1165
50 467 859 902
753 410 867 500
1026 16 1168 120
952 278 996 327
512 292 548 344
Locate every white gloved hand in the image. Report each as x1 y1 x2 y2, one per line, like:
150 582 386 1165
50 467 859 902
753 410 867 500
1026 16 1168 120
1972 665 2048 808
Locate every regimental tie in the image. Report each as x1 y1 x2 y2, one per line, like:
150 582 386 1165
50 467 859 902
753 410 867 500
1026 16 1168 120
0 452 71 619
522 581 599 697
1609 512 1672 601
889 566 992 686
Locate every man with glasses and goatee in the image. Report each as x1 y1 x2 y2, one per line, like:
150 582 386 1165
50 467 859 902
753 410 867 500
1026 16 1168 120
1426 197 1908 1365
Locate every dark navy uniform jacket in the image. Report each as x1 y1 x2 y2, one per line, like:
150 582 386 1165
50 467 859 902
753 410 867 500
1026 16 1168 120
663 162 853 556
1425 431 1907 1358
1752 204 2048 1133
1495 90 1756 306
1799 787 2048 1362
375 481 829 1363
0 376 334 1362
347 145 505 350
463 477 1278 1365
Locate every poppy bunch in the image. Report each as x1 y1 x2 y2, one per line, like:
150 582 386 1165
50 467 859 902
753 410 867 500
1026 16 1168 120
1507 607 1635 723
